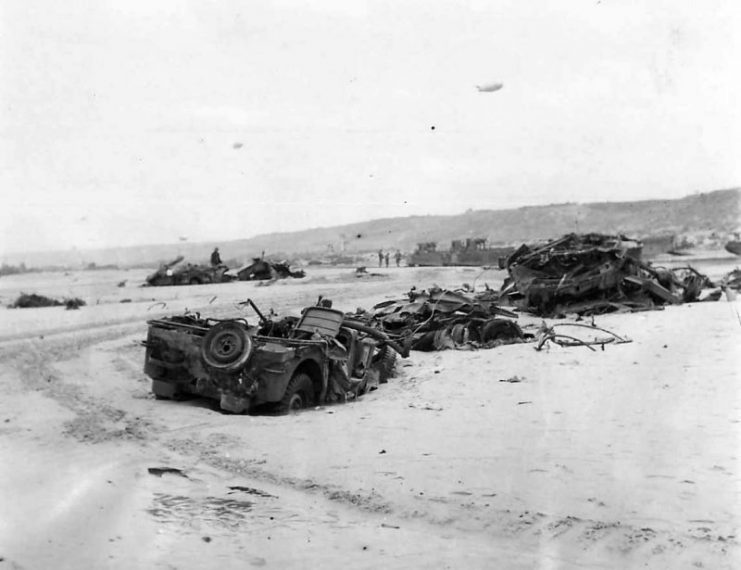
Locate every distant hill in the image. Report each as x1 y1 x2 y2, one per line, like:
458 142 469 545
4 188 739 268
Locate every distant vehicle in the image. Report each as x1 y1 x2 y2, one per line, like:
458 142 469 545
143 300 406 413
408 242 447 267
408 238 515 267
145 257 232 286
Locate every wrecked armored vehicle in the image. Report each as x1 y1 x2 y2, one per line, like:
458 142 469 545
227 258 306 281
145 256 232 286
143 299 406 413
500 233 715 317
350 286 526 351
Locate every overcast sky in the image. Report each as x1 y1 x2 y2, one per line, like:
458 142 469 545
1 0 739 255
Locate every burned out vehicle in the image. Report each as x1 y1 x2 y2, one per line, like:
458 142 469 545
143 299 406 413
227 258 305 281
500 233 715 317
145 256 232 286
349 286 526 351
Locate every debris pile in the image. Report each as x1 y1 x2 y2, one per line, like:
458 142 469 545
227 258 305 281
349 286 527 351
500 233 716 317
145 256 232 286
721 268 741 292
534 322 632 351
8 293 85 310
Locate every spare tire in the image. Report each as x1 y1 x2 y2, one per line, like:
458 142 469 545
201 321 252 371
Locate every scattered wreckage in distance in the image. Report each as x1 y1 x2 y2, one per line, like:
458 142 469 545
145 256 232 286
225 258 305 281
144 256 305 286
498 233 719 317
143 298 405 414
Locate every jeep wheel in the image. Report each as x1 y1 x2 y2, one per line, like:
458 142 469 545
278 373 314 414
201 321 253 371
372 345 397 383
189 277 202 285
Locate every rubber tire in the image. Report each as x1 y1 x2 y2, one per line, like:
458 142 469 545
189 277 202 285
278 373 314 414
201 321 253 371
372 346 397 383
481 319 523 342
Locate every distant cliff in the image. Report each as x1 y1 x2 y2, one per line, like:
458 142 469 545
4 187 739 268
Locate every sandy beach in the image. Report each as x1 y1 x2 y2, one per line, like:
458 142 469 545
0 260 739 569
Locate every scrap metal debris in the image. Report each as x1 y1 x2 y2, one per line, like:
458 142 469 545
349 286 527 352
534 322 632 351
721 268 741 292
147 467 188 478
226 258 305 281
500 233 717 317
145 256 232 286
499 375 524 383
8 293 86 310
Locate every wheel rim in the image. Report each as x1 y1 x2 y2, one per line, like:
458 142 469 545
209 330 244 363
202 322 252 370
288 393 304 411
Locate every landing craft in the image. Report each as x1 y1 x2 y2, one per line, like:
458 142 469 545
476 82 503 93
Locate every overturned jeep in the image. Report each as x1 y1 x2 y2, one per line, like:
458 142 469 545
143 300 407 413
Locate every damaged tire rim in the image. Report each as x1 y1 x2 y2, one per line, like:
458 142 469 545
287 393 305 411
202 322 253 371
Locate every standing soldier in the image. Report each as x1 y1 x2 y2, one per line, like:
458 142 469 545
378 249 383 267
384 252 390 268
210 247 222 267
394 250 402 267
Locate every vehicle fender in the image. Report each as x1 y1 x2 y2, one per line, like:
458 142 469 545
256 354 325 403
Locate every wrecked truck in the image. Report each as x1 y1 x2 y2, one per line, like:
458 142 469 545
143 299 407 413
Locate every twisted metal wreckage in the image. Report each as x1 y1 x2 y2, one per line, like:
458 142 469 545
140 233 729 413
499 233 719 317
142 286 634 414
144 256 305 286
349 287 528 351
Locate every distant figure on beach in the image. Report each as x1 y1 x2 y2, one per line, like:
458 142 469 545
384 252 390 267
394 250 402 267
210 247 222 266
378 249 383 267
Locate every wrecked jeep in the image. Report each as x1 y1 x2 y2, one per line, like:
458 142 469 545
145 256 233 286
143 300 407 413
